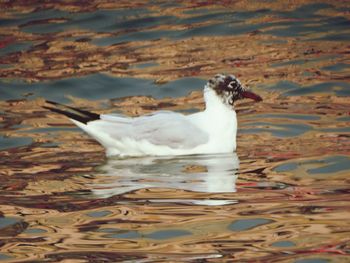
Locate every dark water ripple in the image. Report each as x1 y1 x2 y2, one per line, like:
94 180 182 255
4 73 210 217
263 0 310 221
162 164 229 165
0 74 206 102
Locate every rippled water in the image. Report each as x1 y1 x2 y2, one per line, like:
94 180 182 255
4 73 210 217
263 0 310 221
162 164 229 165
1 1 350 262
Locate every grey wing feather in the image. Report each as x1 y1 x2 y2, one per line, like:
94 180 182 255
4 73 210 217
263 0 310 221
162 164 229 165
97 112 208 149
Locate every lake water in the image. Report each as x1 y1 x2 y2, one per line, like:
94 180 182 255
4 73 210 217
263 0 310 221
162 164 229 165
0 1 350 262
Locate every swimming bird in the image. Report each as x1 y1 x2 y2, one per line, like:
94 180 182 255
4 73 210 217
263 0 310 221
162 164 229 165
44 74 262 157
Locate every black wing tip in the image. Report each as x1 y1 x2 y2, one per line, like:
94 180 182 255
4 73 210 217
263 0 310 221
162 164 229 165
43 100 100 124
45 100 59 105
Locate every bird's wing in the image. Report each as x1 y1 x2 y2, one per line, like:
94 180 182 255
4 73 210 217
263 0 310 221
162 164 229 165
96 111 209 149
100 113 132 123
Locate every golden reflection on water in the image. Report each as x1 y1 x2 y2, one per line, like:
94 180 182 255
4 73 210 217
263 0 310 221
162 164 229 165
1 0 350 262
1 95 350 261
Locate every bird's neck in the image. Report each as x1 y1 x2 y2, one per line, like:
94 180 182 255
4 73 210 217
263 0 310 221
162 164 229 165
203 86 235 115
201 86 237 152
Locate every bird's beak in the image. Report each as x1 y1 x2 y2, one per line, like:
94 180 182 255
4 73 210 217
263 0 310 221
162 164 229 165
241 90 263 102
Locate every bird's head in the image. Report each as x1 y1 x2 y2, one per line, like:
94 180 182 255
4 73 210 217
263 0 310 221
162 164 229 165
206 74 262 106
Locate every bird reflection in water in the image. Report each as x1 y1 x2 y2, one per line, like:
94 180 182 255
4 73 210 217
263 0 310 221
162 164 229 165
90 153 239 205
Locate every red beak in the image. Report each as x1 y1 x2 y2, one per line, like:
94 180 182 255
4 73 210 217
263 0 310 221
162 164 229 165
241 90 263 102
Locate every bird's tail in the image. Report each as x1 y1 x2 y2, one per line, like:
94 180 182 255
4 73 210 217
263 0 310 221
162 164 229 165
43 100 100 124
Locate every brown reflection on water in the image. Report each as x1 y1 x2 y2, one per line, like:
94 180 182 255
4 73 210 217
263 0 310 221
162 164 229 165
1 1 349 85
1 93 350 261
1 0 350 262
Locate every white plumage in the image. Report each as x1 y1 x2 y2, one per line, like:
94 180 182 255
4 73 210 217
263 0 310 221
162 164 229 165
46 74 262 157
72 87 237 156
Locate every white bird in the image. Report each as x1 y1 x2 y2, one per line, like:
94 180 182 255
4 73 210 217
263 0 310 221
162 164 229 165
44 74 262 157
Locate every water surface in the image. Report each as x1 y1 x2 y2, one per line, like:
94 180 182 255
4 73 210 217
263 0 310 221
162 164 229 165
0 1 350 262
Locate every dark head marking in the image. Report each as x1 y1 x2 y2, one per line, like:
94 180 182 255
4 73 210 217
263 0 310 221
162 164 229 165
207 74 262 105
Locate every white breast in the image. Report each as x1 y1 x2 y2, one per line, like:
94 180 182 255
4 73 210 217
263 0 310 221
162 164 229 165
187 87 237 154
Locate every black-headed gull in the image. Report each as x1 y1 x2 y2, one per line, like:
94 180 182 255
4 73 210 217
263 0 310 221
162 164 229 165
44 74 262 157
